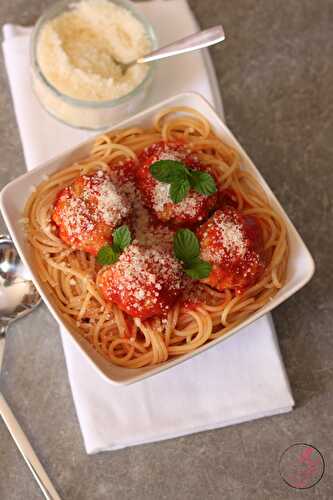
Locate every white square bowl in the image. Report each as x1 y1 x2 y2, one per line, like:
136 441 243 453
0 92 315 385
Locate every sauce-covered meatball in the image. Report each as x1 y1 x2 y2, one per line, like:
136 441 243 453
197 206 266 292
98 243 184 319
52 171 130 255
135 141 217 226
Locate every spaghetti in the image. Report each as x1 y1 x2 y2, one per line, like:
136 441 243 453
24 106 288 368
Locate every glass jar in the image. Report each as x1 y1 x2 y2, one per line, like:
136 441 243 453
30 0 157 130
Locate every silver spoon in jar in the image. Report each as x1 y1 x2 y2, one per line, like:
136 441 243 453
118 24 225 73
0 234 61 500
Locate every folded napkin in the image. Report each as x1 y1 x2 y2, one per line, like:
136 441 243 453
2 0 294 454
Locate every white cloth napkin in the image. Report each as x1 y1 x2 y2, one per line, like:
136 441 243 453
2 0 294 454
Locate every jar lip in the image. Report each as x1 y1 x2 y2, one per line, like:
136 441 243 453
30 0 158 109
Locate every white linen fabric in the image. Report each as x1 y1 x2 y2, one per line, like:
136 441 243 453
2 0 294 454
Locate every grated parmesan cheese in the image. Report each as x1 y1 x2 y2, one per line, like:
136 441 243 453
37 0 152 101
153 183 171 212
174 191 204 218
97 179 129 224
153 181 205 218
158 150 186 162
216 218 245 255
59 171 130 240
201 210 247 263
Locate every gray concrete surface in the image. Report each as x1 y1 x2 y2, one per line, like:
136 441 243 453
0 0 332 499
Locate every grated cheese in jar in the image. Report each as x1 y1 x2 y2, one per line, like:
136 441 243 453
36 0 151 102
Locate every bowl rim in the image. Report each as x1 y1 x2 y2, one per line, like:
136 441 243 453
30 0 158 109
0 91 316 385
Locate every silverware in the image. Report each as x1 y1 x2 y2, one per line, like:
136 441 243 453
0 234 61 500
119 24 225 72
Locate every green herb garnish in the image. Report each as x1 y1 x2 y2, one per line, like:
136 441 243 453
173 228 212 280
169 179 191 203
189 170 217 196
96 225 132 266
184 258 212 280
150 160 217 203
112 225 132 252
150 160 187 183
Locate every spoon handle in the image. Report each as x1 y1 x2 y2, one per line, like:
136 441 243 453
0 393 61 500
137 25 225 64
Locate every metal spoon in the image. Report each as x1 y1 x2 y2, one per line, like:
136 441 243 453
118 24 225 73
0 234 61 500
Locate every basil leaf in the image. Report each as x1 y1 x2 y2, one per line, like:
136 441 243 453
190 170 217 196
173 229 200 263
150 160 188 183
169 179 191 203
184 258 212 280
113 225 132 252
96 245 120 265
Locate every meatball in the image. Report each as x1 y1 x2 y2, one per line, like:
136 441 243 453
135 141 217 226
197 206 266 292
52 171 130 255
98 243 184 319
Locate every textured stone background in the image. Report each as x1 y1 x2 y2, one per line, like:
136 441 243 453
0 1 332 499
